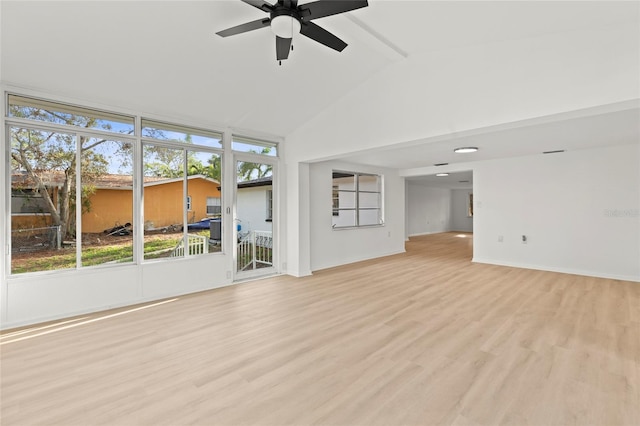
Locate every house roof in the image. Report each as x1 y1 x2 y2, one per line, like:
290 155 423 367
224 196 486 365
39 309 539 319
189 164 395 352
237 176 273 189
11 171 219 190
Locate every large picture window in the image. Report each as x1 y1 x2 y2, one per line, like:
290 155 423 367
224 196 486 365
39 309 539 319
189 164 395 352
10 126 78 273
5 94 226 275
143 142 221 260
331 171 383 228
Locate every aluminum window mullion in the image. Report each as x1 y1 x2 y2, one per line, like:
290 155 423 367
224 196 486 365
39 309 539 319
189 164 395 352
4 116 137 142
140 137 223 155
230 150 277 164
75 134 82 269
134 116 143 266
182 150 188 257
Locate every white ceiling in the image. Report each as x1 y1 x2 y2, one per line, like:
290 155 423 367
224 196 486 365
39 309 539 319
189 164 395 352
406 170 473 190
2 1 639 170
339 103 640 169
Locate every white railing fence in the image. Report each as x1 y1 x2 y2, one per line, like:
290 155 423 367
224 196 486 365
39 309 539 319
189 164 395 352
171 234 209 257
237 230 273 272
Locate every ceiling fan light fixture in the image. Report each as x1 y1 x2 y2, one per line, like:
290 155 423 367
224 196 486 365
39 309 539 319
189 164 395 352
270 15 300 38
436 173 449 177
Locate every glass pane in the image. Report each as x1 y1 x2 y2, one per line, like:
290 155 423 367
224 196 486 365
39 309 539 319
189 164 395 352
8 94 134 135
359 209 382 226
359 192 380 209
185 150 222 254
332 209 356 228
232 136 277 156
80 139 134 267
337 191 356 209
237 160 273 182
143 145 185 260
236 160 275 273
10 127 77 274
141 119 222 149
358 174 381 192
332 171 356 191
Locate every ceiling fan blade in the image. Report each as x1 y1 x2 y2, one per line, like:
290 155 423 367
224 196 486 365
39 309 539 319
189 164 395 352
300 21 347 52
216 18 271 37
241 0 273 13
298 1 368 21
276 36 292 60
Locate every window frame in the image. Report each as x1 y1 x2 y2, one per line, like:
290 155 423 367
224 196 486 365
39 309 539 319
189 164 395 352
331 170 384 229
5 93 230 276
266 189 273 222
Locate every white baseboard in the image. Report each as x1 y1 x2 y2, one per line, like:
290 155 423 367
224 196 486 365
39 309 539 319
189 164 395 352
313 248 407 272
408 231 448 237
472 257 640 283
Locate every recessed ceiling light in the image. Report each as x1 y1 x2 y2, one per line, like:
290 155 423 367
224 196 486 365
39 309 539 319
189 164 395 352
436 173 449 177
454 147 478 153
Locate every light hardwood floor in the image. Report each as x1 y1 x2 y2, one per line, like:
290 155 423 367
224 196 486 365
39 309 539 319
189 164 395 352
1 232 639 425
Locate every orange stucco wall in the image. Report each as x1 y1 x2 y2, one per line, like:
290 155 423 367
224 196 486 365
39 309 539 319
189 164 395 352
143 181 183 229
82 188 134 233
12 178 221 234
186 178 221 224
11 187 57 230
11 214 53 230
143 179 220 229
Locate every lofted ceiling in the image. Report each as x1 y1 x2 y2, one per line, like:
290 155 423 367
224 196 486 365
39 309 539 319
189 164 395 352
1 1 639 170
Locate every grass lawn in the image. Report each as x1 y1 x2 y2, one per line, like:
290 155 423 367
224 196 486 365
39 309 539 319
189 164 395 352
11 238 180 274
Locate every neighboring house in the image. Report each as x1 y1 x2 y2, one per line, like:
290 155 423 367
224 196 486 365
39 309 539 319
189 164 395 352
10 172 221 233
236 176 273 233
141 175 221 231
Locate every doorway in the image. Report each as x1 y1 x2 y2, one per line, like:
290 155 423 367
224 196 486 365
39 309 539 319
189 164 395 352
234 156 277 280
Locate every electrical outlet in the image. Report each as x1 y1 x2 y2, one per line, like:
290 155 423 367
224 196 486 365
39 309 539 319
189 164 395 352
522 235 527 244
498 235 503 242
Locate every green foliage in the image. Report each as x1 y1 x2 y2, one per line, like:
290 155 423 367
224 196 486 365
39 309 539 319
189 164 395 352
237 148 272 182
10 105 131 239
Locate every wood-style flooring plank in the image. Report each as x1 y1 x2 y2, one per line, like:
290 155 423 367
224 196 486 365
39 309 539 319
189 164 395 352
1 232 638 425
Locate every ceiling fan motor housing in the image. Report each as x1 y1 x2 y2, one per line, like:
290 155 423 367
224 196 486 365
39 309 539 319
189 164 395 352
270 6 302 38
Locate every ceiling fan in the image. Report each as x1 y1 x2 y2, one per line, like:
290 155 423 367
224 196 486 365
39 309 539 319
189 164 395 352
216 0 369 64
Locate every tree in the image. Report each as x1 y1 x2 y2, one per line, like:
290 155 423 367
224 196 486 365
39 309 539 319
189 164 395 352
9 104 130 238
237 147 272 181
144 134 221 181
145 150 221 181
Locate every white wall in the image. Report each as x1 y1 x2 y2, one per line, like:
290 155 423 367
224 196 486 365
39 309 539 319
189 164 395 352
309 161 405 271
406 184 451 236
4 254 233 329
451 189 474 232
237 186 272 233
472 144 640 281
